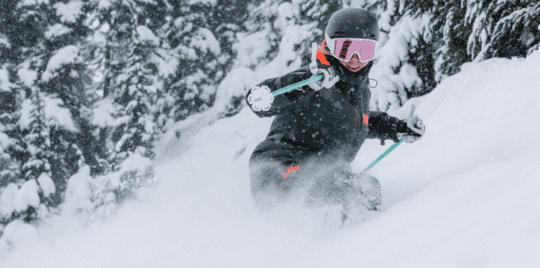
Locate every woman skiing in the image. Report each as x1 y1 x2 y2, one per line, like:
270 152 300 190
246 8 425 212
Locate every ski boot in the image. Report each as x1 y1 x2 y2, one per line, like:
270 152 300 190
344 173 381 211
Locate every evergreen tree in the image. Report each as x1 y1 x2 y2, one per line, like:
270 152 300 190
295 0 342 66
358 1 437 111
206 0 250 117
88 0 169 194
233 0 282 70
404 0 539 82
17 88 54 222
110 25 163 162
465 0 540 61
165 0 225 121
0 0 35 190
0 67 19 188
405 0 476 81
0 0 92 225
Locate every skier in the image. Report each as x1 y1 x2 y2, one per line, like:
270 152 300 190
246 8 425 212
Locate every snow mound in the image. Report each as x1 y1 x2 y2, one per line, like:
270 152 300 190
14 179 40 212
37 173 56 198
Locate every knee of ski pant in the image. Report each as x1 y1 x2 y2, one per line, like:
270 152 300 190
249 160 290 211
249 159 282 194
249 156 307 203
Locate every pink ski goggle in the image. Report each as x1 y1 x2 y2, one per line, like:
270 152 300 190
327 38 378 63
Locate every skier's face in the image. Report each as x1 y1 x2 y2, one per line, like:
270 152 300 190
338 54 369 72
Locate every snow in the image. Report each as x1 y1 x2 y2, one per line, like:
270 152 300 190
398 63 422 89
233 24 276 68
17 66 37 87
44 24 72 38
0 35 10 48
0 184 19 218
97 0 111 9
92 31 107 45
0 220 39 251
190 28 221 55
117 152 153 174
42 45 80 82
188 0 217 5
54 1 84 23
92 98 116 128
136 26 158 45
14 179 40 212
275 2 295 32
161 67 257 154
0 133 9 150
370 13 432 112
3 39 540 268
63 166 93 216
152 48 178 77
19 96 78 132
18 0 49 6
37 173 56 198
0 68 15 92
0 220 23 249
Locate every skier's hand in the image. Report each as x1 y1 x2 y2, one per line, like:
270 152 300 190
397 115 425 143
308 67 340 91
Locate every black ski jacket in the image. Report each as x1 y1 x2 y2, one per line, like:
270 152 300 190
246 63 405 164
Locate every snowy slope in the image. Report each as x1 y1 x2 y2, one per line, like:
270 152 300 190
2 51 540 268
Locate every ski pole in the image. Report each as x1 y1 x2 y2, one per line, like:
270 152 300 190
273 74 323 96
252 74 323 102
361 105 417 174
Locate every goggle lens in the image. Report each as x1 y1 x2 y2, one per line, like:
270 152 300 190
332 39 377 62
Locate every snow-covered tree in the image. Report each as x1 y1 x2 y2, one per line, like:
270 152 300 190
110 25 163 162
84 0 170 196
294 0 342 65
404 0 540 82
404 0 474 82
0 67 19 187
0 0 91 226
165 1 225 120
464 0 540 61
357 0 437 111
233 0 282 70
15 88 54 222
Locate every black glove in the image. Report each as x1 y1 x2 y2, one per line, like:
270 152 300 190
396 116 425 143
307 67 340 91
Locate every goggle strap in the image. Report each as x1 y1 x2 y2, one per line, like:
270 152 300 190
310 42 318 75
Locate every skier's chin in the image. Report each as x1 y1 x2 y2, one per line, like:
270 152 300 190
347 66 363 72
341 63 365 73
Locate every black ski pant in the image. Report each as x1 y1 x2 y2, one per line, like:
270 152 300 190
249 139 355 210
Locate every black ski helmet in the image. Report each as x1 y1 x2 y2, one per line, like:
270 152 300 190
323 8 379 77
325 8 379 42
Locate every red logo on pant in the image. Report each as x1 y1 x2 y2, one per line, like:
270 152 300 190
282 165 300 178
363 114 369 125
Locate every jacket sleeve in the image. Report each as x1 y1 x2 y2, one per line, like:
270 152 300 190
246 67 314 118
367 111 409 143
